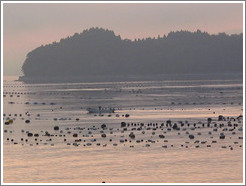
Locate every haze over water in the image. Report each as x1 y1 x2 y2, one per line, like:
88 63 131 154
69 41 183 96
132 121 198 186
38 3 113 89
2 1 244 183
3 74 243 183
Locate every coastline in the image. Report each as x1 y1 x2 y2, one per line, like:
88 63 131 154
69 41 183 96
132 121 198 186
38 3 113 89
16 72 243 84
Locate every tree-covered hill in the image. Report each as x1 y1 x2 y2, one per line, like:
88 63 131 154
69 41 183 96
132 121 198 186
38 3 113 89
21 27 243 80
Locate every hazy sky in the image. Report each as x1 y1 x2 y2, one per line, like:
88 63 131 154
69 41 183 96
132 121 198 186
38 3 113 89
3 2 244 76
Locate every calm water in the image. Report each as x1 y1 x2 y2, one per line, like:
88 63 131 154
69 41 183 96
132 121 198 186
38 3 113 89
3 74 244 183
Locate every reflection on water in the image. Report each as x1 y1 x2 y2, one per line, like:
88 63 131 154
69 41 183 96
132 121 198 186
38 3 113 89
3 74 243 183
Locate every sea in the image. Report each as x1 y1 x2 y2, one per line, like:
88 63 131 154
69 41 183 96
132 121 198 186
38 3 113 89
2 73 244 183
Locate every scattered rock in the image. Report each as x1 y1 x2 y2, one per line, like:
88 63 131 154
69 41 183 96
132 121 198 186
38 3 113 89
189 134 195 139
25 120 30 124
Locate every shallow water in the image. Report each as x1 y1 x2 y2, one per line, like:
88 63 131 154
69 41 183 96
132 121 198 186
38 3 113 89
3 74 244 183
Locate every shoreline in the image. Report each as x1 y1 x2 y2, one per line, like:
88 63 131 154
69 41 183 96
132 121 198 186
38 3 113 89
15 72 243 84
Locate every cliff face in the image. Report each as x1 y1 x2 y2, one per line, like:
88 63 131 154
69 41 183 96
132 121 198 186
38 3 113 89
21 27 243 79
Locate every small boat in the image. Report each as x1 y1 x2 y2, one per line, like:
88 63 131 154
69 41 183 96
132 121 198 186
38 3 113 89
87 106 115 114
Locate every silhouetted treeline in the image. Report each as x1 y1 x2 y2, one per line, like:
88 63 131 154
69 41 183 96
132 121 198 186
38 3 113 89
21 27 243 79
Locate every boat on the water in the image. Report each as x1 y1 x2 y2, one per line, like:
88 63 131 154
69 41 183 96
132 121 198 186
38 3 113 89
87 106 115 114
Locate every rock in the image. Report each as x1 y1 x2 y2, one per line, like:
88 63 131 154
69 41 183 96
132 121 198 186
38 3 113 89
218 115 224 121
172 123 177 129
220 133 225 139
129 132 135 139
101 124 107 129
166 120 171 125
73 143 79 146
25 120 30 124
54 126 59 130
189 134 195 139
27 133 33 137
121 122 126 127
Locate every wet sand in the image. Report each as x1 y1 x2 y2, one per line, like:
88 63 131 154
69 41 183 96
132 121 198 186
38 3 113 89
3 75 244 183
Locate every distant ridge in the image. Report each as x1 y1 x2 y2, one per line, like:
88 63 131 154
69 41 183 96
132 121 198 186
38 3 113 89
20 27 243 82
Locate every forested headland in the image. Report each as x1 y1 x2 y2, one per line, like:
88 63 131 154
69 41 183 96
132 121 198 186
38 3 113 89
20 27 243 82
